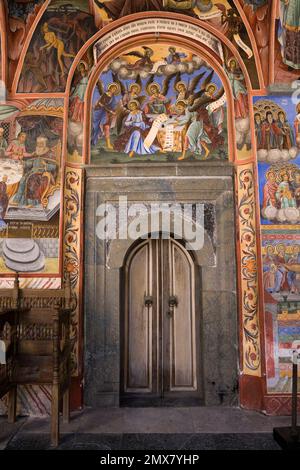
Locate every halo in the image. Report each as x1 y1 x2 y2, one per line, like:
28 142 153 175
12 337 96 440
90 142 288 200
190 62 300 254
265 244 275 252
278 168 288 181
128 99 140 109
175 99 188 107
129 82 141 94
78 60 89 71
277 109 286 119
275 243 286 253
205 83 217 93
227 57 237 68
107 82 121 95
175 81 187 92
266 168 276 179
146 82 161 95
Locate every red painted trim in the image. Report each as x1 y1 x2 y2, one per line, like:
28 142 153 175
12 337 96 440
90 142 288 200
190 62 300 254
269 0 278 86
0 1 8 87
240 374 264 410
65 11 255 98
0 273 60 279
11 0 52 95
233 0 265 90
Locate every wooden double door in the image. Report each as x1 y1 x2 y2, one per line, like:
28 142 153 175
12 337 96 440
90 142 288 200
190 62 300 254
121 238 202 405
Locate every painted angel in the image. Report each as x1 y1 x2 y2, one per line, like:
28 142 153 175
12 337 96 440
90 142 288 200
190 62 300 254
174 70 212 106
182 79 225 159
122 47 154 71
91 80 120 149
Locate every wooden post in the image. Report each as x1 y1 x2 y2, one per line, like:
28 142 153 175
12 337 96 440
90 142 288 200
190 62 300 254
51 384 59 447
63 389 70 424
7 386 17 423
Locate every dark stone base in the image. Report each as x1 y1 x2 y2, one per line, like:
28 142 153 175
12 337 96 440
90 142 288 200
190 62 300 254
273 427 300 450
6 432 281 450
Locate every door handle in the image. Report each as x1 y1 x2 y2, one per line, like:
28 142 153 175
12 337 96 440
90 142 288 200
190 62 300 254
167 296 178 317
144 295 153 307
169 296 178 308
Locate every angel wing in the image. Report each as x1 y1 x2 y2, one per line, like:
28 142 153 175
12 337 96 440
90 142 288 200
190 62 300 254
112 73 126 96
145 75 155 90
142 47 153 53
188 70 206 94
189 86 225 112
96 80 104 96
135 74 142 89
123 51 145 59
200 70 215 91
173 72 181 91
162 73 176 97
137 95 147 107
116 103 129 134
189 70 215 102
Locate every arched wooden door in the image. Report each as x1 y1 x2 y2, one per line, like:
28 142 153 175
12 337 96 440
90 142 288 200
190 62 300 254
121 238 202 405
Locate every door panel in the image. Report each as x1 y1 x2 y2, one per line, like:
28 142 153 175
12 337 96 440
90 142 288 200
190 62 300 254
122 238 201 404
124 241 157 393
167 241 197 392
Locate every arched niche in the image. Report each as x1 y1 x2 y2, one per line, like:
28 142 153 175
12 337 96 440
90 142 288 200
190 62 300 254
65 15 256 165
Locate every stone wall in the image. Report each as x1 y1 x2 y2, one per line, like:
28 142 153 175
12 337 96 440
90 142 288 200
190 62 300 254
84 162 238 407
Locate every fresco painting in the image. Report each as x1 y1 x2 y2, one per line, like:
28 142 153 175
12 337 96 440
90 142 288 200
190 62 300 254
6 0 44 87
255 94 300 394
94 0 259 87
273 0 300 87
18 0 97 93
262 231 300 393
90 44 228 163
254 97 300 225
238 1 271 84
0 101 63 274
0 0 300 420
67 53 94 162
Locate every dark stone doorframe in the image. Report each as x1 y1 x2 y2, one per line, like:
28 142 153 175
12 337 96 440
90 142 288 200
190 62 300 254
84 162 238 407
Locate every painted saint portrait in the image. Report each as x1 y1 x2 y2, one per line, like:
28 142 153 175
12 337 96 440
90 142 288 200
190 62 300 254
272 0 300 86
262 237 300 300
278 0 300 71
90 43 228 163
262 232 300 394
0 101 62 274
255 97 300 225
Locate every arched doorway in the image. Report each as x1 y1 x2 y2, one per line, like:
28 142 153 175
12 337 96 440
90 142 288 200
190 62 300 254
121 237 202 406
78 19 258 410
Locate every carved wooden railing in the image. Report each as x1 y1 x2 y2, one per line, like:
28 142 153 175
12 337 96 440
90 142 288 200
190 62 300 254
0 273 72 447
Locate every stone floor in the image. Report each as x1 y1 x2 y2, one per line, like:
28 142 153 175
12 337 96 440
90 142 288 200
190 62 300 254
0 407 294 450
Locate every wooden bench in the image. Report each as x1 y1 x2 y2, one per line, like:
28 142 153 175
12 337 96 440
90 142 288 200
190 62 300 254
0 275 72 447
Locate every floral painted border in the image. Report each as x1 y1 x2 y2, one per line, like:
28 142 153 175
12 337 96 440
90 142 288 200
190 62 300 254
237 164 261 375
64 168 82 375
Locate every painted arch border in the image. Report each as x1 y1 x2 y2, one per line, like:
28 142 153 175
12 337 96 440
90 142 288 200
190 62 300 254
60 12 260 167
64 15 264 394
83 32 237 164
9 5 264 97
